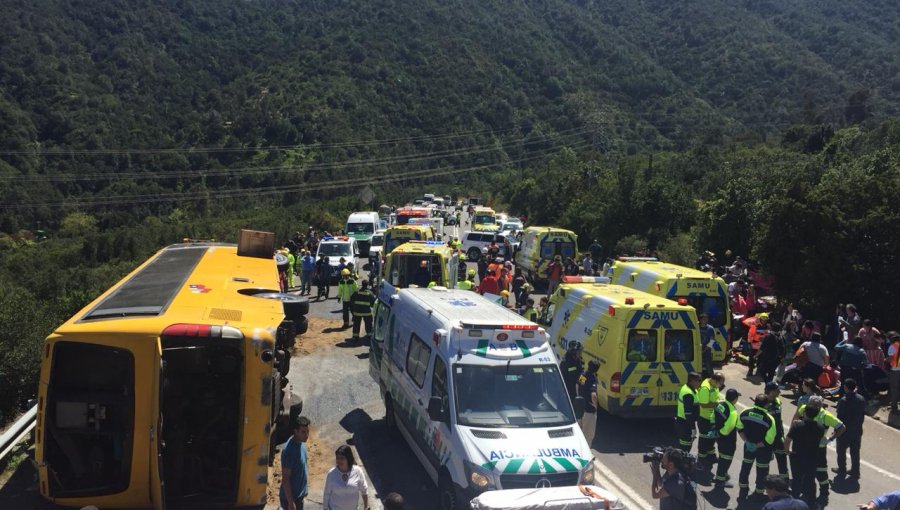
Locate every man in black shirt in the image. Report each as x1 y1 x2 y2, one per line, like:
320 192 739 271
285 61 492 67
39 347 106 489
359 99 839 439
559 342 583 400
834 378 866 478
577 359 600 448
785 405 825 509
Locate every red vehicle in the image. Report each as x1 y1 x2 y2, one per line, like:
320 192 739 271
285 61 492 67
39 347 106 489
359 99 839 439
395 206 429 225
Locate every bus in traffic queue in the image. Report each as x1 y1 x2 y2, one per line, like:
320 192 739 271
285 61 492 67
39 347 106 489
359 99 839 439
514 227 577 283
35 231 304 510
379 241 459 302
471 207 500 232
545 276 701 418
383 224 436 254
608 257 731 363
395 206 431 225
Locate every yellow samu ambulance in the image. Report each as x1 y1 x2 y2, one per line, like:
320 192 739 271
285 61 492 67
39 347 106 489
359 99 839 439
472 207 500 232
514 227 577 283
546 276 701 418
608 257 731 363
381 241 459 291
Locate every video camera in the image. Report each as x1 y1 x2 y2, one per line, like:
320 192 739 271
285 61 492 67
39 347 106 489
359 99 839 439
642 446 666 463
642 446 697 467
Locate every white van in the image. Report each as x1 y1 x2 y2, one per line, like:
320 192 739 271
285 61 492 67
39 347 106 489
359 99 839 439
369 288 596 509
346 211 380 255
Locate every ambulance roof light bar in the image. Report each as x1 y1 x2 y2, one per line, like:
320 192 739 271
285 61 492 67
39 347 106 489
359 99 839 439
617 256 659 262
561 276 611 284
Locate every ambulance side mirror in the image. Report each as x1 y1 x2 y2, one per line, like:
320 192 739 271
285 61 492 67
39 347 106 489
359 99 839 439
428 396 447 422
573 396 586 419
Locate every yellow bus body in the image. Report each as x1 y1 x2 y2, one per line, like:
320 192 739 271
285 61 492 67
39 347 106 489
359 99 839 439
608 258 731 362
36 242 290 509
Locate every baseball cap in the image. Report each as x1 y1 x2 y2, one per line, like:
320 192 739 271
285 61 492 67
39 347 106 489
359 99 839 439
725 388 741 400
764 381 780 393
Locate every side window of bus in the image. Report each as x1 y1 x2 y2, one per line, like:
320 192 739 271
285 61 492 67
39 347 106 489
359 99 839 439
626 329 658 362
405 334 431 388
431 356 449 413
665 330 694 362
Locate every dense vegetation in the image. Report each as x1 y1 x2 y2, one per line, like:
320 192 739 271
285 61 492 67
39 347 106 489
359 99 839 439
1 0 899 421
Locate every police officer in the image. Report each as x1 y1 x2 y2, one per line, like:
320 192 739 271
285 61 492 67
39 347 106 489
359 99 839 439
337 268 358 328
713 388 740 488
792 396 844 507
835 378 866 479
764 381 789 476
559 341 583 400
736 394 776 501
577 359 600 448
785 404 825 509
675 372 702 453
697 372 724 469
457 269 477 291
350 280 376 342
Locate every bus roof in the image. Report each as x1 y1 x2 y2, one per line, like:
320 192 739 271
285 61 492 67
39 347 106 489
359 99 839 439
612 259 724 282
557 277 696 312
56 243 284 335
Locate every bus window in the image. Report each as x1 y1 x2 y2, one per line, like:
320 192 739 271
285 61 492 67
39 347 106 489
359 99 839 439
627 330 657 362
664 330 694 362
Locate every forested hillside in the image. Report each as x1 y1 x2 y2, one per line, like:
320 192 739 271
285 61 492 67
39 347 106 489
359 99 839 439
1 0 899 420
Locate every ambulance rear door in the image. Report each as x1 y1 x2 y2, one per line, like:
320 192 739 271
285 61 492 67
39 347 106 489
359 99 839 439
619 325 662 409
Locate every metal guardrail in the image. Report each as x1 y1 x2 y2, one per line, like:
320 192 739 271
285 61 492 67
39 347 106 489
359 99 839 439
0 404 37 463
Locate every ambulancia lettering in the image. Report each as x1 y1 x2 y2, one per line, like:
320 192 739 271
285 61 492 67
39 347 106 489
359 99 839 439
488 448 582 461
487 342 520 351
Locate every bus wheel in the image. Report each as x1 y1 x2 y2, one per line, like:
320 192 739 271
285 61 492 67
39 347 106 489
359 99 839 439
439 472 465 510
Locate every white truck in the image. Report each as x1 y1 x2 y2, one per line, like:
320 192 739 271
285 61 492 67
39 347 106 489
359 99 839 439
369 287 596 509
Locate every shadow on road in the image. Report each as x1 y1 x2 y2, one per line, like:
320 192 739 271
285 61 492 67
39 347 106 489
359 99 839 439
0 452 60 509
592 411 675 454
340 409 436 509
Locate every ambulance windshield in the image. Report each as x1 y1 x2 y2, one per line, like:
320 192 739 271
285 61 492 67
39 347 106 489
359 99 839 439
453 363 575 428
680 295 728 327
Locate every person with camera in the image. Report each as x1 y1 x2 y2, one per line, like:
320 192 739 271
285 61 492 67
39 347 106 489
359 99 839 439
736 394 777 502
712 388 741 489
577 359 601 448
649 447 698 510
675 372 702 452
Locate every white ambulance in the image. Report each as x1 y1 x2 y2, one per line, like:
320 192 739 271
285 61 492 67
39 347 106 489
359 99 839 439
369 287 596 509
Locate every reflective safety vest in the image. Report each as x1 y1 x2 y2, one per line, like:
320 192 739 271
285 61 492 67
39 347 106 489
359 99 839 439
457 280 475 291
351 289 375 317
714 400 739 436
522 306 538 322
677 384 698 421
698 379 721 420
890 340 900 369
766 396 784 436
337 278 359 301
797 405 844 446
736 405 776 445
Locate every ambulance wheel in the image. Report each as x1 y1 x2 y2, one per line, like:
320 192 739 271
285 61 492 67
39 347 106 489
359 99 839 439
439 472 466 510
384 396 399 439
467 248 481 261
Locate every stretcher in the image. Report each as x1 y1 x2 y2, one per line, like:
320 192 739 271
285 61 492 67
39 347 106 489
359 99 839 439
470 485 626 510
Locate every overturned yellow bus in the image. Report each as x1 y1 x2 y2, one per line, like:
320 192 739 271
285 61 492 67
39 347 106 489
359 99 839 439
36 232 306 509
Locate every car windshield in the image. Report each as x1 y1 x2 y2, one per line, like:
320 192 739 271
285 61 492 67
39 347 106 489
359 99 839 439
474 214 494 224
681 295 728 328
319 243 352 257
347 222 374 234
454 363 575 428
371 234 384 247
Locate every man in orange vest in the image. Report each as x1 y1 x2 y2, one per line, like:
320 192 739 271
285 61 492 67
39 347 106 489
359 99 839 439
746 313 770 377
888 331 900 412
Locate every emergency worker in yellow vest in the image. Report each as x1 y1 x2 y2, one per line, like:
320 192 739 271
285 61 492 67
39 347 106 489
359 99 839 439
337 268 358 328
764 381 789 476
675 372 702 452
350 280 376 342
521 298 538 322
697 372 724 468
736 394 776 501
712 388 740 488
457 269 477 291
792 396 845 507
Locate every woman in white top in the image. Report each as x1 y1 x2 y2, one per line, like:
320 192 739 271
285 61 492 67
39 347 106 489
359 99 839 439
323 445 369 510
